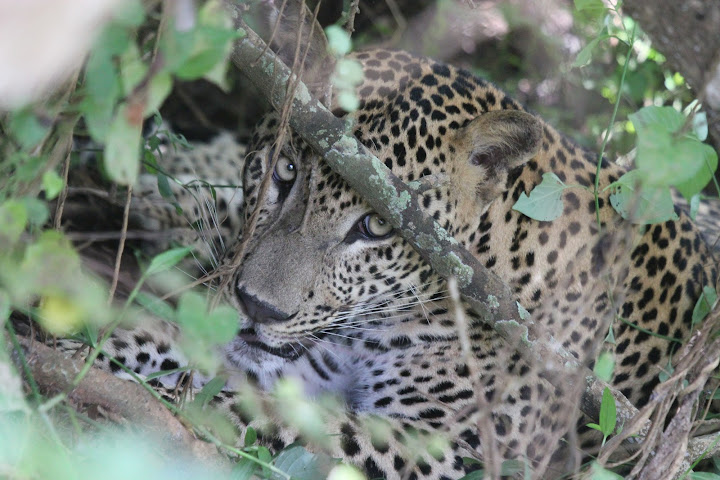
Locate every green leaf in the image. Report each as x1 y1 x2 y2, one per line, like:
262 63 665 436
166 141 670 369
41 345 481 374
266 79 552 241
512 172 567 221
134 292 175 321
598 387 617 437
176 292 238 347
21 197 49 227
83 25 129 141
145 246 193 276
9 109 48 150
572 35 610 68
608 170 679 225
630 106 718 199
0 200 28 244
273 446 338 480
574 0 605 12
689 193 701 220
590 462 623 480
156 172 175 200
326 25 352 56
244 426 257 447
147 72 173 112
193 376 226 408
593 352 615 382
104 103 143 185
230 459 257 480
42 170 64 200
691 473 720 480
693 112 708 142
204 304 239 344
119 43 147 95
113 0 145 27
337 91 360 112
674 144 718 200
257 446 272 464
173 26 237 80
692 286 717 326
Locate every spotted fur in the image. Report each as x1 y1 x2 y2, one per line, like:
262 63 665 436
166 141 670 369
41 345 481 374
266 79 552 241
79 48 717 479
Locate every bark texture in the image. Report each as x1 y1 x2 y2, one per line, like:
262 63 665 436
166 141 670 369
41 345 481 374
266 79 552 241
624 1 720 152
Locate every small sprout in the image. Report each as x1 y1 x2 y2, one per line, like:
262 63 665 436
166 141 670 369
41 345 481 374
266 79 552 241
586 387 617 447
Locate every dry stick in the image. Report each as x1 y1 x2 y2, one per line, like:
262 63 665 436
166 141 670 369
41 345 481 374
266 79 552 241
15 337 228 469
225 9 639 429
343 0 361 34
448 277 502 480
107 185 133 305
53 149 72 230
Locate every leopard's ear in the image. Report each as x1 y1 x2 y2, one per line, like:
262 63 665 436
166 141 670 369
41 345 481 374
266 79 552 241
454 109 542 205
246 0 334 100
464 109 542 172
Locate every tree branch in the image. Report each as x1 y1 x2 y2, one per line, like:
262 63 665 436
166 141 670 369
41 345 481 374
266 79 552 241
13 336 229 470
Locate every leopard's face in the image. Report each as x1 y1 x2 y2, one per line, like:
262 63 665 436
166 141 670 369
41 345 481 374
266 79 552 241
224 50 542 368
229 115 445 357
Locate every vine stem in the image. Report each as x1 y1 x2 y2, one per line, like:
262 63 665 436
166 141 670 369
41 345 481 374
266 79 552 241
594 22 637 229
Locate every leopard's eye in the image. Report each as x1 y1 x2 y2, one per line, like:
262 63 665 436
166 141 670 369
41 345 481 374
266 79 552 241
361 213 393 238
273 156 297 184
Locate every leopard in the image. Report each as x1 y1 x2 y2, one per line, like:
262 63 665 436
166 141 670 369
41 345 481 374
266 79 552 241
59 46 719 479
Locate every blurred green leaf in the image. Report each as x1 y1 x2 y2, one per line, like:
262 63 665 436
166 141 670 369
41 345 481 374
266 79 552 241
630 106 718 199
104 103 143 185
83 25 129 142
692 286 717 326
134 291 175 321
689 193 701 220
572 35 609 68
273 446 338 480
326 25 352 56
590 462 623 479
145 247 193 276
8 109 48 150
147 72 173 113
193 376 226 409
593 352 615 382
244 426 257 447
231 459 257 480
690 473 720 480
174 27 237 80
608 170 678 224
0 200 28 245
42 170 64 200
693 112 708 141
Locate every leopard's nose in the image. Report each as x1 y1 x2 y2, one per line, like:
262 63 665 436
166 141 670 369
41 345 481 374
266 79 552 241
236 287 292 324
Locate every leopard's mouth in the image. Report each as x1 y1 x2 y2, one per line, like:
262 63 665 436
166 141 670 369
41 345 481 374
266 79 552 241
237 327 306 360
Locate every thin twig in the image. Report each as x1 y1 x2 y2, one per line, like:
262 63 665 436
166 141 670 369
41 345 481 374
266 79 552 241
107 185 133 305
343 0 360 34
53 149 72 230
